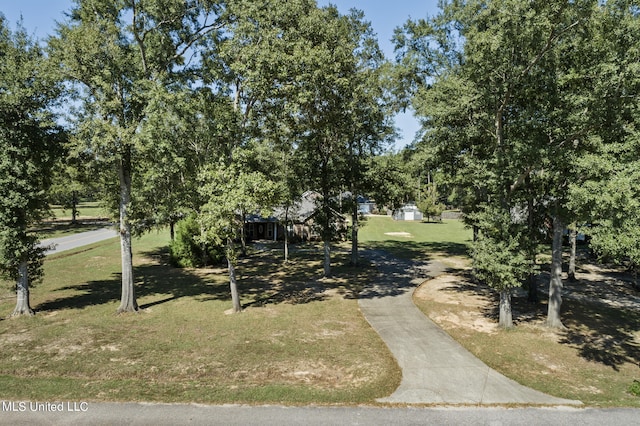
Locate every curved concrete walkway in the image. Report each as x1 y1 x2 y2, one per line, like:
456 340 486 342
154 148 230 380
359 250 582 405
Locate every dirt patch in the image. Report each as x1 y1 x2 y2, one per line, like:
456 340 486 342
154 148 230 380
384 232 413 238
414 260 639 334
414 274 498 334
232 360 379 389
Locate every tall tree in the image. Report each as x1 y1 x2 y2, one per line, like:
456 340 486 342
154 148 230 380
568 0 640 289
292 6 392 275
395 0 597 327
198 162 280 313
341 10 395 266
0 17 63 316
51 0 226 313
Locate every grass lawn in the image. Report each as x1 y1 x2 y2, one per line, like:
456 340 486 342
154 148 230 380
358 215 472 261
0 231 400 404
2 216 638 407
48 201 109 221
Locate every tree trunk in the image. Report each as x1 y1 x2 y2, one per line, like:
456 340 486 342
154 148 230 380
284 207 289 263
240 211 247 257
527 273 538 304
71 190 78 225
12 261 35 316
169 220 175 241
498 290 513 328
323 240 331 277
350 206 359 266
527 192 538 303
116 152 138 314
200 223 208 267
547 215 565 328
568 224 577 282
227 239 242 313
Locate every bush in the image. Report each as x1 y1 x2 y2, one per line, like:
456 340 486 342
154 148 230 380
629 380 640 397
169 215 224 268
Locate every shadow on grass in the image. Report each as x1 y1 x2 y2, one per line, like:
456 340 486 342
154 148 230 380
362 240 470 262
35 255 229 312
238 246 364 307
432 267 640 370
559 299 640 371
36 244 365 312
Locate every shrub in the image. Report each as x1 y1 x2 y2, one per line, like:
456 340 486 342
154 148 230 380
169 215 223 268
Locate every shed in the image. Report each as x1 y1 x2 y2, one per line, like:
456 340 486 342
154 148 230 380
393 203 423 221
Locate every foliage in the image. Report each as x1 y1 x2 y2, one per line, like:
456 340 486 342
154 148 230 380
198 162 281 254
0 17 62 287
471 208 529 292
169 215 223 268
366 153 414 211
417 184 445 222
629 380 640 397
392 0 640 327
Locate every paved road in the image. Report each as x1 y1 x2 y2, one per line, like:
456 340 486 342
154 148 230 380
0 403 638 425
359 250 580 405
40 227 119 255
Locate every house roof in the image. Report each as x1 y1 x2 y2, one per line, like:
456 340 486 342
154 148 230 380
273 190 345 223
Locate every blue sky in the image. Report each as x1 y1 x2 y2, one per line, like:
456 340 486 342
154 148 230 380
1 0 442 150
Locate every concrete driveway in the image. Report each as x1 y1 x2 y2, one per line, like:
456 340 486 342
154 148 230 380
359 250 581 405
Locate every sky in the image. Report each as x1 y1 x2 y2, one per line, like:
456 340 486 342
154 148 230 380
1 0 442 150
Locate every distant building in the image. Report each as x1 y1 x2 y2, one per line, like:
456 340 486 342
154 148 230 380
357 195 376 215
392 203 423 221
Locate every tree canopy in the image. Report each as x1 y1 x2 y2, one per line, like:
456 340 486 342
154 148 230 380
0 16 63 315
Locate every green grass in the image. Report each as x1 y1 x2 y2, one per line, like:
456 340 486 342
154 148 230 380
48 201 109 220
359 216 473 260
0 231 400 404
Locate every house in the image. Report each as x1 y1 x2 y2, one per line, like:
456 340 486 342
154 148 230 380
244 214 284 241
393 203 423 221
357 195 377 215
284 191 346 241
246 191 347 242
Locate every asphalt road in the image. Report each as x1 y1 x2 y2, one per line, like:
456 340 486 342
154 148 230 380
0 403 639 425
40 227 119 255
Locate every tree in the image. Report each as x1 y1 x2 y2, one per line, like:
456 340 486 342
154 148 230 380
48 143 98 224
199 162 280 313
366 153 414 212
0 17 63 316
292 6 392 275
51 0 225 313
568 0 640 289
341 10 395 267
394 0 598 327
472 208 529 328
417 183 445 222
